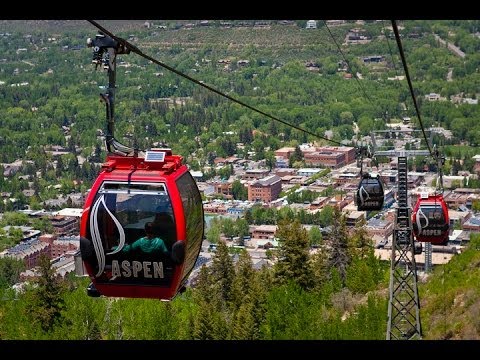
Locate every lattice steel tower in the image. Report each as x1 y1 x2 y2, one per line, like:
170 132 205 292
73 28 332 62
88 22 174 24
375 134 446 339
369 127 434 340
386 155 422 340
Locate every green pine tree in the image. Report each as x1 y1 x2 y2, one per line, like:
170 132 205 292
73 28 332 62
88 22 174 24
231 302 257 340
328 208 350 284
231 250 266 339
24 254 65 332
231 250 255 308
55 156 64 178
195 264 212 301
345 257 376 294
273 219 313 291
310 248 330 292
211 310 230 340
349 217 372 259
192 299 215 340
210 240 235 306
0 257 25 288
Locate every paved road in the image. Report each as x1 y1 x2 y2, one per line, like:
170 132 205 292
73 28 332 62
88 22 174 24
434 34 466 58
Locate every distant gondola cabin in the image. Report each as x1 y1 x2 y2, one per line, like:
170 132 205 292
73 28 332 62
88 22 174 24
412 193 449 245
356 173 385 211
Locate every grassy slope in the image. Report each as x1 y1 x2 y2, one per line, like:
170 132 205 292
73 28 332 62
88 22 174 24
419 234 480 339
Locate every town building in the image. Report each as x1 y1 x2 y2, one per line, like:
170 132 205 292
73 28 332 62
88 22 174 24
250 225 278 239
242 169 270 181
203 202 229 214
443 191 475 210
306 20 317 29
303 146 356 168
0 238 51 269
462 217 480 232
274 147 296 160
213 181 234 199
448 209 472 228
297 168 323 177
39 234 79 259
248 175 282 202
304 151 345 168
50 215 78 236
345 210 365 228
366 218 394 239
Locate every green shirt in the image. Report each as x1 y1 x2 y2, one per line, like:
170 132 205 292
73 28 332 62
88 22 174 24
123 236 169 254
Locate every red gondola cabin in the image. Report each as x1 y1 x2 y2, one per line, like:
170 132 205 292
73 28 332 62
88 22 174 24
412 193 449 245
80 149 204 300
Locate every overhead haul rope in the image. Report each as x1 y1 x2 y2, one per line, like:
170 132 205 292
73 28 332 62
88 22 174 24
87 20 345 147
322 21 375 108
322 20 394 162
392 20 446 198
382 20 407 114
391 20 433 157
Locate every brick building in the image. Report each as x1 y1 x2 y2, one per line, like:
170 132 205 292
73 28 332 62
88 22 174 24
302 145 355 169
213 182 234 199
443 192 472 209
274 147 296 160
345 211 365 228
242 169 270 181
50 215 78 235
446 188 480 209
39 234 79 259
317 146 356 164
332 172 358 185
248 175 282 202
366 218 394 239
250 225 278 239
304 151 346 168
0 239 51 269
203 202 229 214
310 196 329 210
274 168 296 177
329 194 353 210
462 217 480 232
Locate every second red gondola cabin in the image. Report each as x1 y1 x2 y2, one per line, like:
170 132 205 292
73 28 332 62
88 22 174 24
412 193 449 245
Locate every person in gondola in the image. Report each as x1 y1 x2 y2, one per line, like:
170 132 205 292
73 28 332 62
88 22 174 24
151 208 176 250
122 221 169 255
